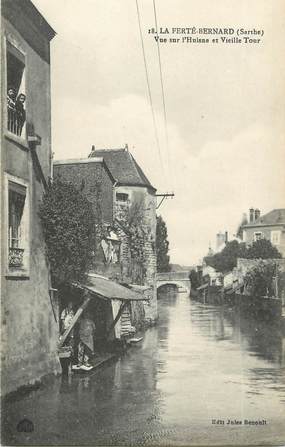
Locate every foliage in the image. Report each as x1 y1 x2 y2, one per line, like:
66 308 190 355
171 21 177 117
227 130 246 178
205 238 282 273
39 179 96 287
244 239 282 260
128 202 149 265
244 261 282 297
205 240 247 273
236 213 248 239
189 269 200 290
115 200 151 283
156 215 170 273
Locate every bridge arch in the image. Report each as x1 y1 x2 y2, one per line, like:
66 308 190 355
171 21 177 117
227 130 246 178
156 271 191 295
157 280 191 294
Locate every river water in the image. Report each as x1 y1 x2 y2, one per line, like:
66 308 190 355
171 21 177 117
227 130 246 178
2 289 285 445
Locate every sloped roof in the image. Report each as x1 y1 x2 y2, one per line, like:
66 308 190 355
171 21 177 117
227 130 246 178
76 274 146 301
244 209 285 227
2 0 56 41
88 148 156 192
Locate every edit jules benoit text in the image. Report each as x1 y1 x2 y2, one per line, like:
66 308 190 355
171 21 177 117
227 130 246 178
212 419 267 426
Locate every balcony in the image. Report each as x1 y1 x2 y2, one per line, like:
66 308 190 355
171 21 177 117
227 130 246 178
9 247 24 268
7 107 25 137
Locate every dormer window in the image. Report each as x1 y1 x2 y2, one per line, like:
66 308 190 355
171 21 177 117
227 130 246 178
6 40 26 138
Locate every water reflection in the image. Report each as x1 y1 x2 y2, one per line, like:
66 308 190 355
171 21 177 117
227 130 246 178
189 300 285 367
3 288 285 446
225 309 285 366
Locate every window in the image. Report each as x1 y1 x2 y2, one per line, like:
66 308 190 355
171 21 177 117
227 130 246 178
271 230 281 246
116 192 129 202
6 40 26 138
6 175 30 275
254 232 263 241
9 184 26 249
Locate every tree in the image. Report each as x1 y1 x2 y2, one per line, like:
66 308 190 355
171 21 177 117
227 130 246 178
189 269 200 290
39 179 96 287
156 215 170 272
205 238 282 274
236 213 248 239
205 240 247 273
245 239 282 260
244 261 281 297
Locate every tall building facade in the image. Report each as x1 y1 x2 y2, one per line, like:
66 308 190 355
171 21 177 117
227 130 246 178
1 0 60 394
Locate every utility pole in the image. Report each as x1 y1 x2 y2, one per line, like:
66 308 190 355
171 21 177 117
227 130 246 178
156 192 175 209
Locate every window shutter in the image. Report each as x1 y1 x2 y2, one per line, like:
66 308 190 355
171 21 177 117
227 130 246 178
7 41 25 65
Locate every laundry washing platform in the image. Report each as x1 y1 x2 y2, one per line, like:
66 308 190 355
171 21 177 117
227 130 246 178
127 336 143 344
71 353 117 374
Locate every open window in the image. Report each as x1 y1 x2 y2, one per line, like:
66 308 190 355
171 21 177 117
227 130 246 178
6 176 30 275
116 192 129 202
6 40 26 138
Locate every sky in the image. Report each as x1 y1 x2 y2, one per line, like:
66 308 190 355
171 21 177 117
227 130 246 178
34 0 285 265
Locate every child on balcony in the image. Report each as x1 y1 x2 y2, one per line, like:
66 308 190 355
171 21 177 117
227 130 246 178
15 93 26 136
7 87 16 133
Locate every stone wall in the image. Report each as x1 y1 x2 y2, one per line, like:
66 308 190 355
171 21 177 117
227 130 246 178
237 258 285 303
113 185 157 323
237 258 285 276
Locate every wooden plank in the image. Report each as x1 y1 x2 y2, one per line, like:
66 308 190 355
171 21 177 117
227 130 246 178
58 296 91 348
106 301 128 337
49 288 58 323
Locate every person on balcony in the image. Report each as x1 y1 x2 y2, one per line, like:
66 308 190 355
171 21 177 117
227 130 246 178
15 93 26 136
7 87 16 133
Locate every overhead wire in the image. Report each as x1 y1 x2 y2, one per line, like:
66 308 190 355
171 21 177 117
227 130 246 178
152 0 173 191
135 0 165 176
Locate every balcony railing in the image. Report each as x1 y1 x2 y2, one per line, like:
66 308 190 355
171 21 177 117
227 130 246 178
9 247 24 268
7 107 25 137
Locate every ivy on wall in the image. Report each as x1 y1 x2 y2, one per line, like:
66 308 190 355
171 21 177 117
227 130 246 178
156 215 170 273
39 179 96 287
115 201 153 284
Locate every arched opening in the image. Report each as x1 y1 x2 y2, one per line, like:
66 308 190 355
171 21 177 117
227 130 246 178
157 281 190 294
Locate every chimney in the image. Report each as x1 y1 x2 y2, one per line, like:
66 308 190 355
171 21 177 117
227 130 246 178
254 209 260 221
249 208 255 223
91 145 95 152
216 231 225 250
225 231 228 244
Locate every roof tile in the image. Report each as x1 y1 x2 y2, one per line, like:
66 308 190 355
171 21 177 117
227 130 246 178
89 148 156 191
245 208 285 227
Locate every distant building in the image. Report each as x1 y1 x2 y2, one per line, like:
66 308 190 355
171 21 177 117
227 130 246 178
216 231 228 253
54 145 158 323
207 244 214 257
242 208 285 257
1 0 60 395
202 264 222 286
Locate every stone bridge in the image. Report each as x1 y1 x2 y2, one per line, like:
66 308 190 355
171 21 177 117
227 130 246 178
156 271 191 294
